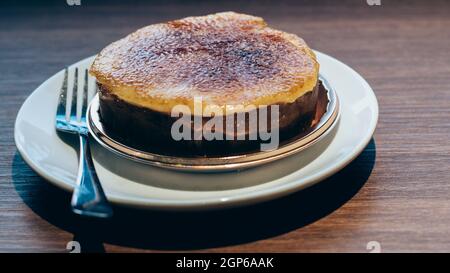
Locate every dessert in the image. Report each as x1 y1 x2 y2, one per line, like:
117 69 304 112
90 12 320 155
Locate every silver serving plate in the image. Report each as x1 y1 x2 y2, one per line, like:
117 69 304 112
87 76 340 172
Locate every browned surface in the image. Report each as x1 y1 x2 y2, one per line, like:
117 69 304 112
1 0 450 253
90 11 318 112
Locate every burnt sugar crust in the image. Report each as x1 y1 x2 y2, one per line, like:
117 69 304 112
89 12 319 113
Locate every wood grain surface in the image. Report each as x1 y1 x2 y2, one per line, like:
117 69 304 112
1 0 450 253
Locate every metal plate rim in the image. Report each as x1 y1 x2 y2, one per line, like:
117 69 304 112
87 76 340 172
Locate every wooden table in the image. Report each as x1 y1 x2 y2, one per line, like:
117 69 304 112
1 0 450 253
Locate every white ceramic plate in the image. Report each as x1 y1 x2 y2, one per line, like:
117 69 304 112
14 51 378 210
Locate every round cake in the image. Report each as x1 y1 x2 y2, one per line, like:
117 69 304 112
89 12 320 155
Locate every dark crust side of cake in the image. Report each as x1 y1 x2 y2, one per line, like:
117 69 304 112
97 83 320 156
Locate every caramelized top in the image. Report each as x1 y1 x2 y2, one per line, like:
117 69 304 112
90 12 319 113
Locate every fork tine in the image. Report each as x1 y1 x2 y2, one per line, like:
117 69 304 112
56 68 69 121
70 68 78 120
81 69 88 120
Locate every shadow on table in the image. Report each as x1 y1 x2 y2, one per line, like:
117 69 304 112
11 139 376 252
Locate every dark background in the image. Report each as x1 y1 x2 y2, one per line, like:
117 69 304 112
1 0 450 252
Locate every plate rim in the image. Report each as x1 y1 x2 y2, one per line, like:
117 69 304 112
14 51 379 210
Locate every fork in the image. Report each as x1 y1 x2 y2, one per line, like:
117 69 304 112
56 67 113 218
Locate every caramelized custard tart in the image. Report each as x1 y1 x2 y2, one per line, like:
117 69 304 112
90 12 320 155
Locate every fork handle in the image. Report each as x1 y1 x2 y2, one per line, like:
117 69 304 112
71 133 113 218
